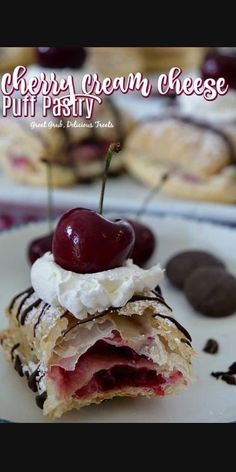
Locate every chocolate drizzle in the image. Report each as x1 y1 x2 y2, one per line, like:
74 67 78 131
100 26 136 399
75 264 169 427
14 355 24 377
62 292 174 338
181 338 192 347
10 342 20 361
20 299 41 326
16 288 35 321
28 367 40 392
130 294 172 311
9 287 34 315
35 391 47 409
153 313 192 342
9 339 46 402
33 303 49 336
10 342 24 377
154 285 162 296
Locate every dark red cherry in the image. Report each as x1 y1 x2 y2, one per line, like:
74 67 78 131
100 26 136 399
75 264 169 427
125 219 156 267
36 47 87 69
201 48 236 89
52 208 135 273
28 233 53 265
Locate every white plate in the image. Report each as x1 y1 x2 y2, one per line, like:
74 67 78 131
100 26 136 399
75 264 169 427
0 215 236 423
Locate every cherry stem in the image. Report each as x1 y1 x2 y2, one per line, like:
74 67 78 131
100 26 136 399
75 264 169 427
41 158 53 232
98 143 121 215
136 173 169 218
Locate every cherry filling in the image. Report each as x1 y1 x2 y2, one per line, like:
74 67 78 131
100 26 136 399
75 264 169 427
180 173 203 184
49 340 183 400
69 139 112 163
9 155 32 170
75 366 165 398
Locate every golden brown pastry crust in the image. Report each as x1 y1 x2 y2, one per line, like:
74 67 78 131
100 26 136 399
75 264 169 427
0 47 35 72
0 100 134 184
139 47 207 72
122 117 236 203
1 289 194 419
0 117 76 187
88 48 145 77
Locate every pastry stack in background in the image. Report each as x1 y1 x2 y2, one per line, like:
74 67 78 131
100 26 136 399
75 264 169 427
120 47 236 203
0 47 35 73
139 47 207 72
0 101 133 187
88 47 145 77
120 116 236 203
0 46 236 205
0 47 135 187
0 47 207 77
88 47 207 76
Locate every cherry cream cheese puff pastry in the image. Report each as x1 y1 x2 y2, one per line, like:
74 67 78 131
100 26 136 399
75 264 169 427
0 115 76 187
0 222 194 418
122 116 236 203
0 148 194 419
25 48 134 182
0 257 194 419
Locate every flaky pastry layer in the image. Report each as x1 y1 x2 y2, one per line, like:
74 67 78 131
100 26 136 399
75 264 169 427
1 288 194 418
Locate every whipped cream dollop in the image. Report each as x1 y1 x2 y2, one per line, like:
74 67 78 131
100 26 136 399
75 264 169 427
31 252 163 320
178 88 236 123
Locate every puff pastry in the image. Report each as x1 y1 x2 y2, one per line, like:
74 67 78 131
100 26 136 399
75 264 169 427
139 47 207 72
122 116 236 203
68 100 134 181
0 117 76 187
0 287 194 418
0 47 35 72
88 48 145 77
0 99 133 185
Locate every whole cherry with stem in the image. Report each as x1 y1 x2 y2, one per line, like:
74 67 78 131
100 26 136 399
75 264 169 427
52 143 135 273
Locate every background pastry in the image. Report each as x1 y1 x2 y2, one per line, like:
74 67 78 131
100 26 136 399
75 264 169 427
139 47 207 72
0 47 35 73
0 115 76 187
121 116 236 203
0 47 135 185
88 47 207 76
27 47 125 180
178 48 236 157
87 47 145 77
